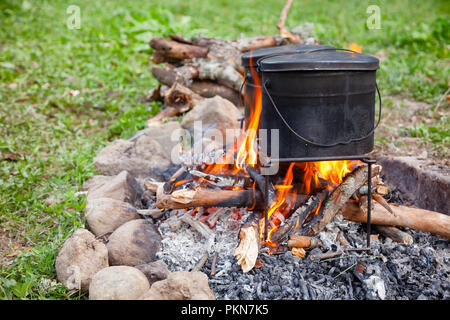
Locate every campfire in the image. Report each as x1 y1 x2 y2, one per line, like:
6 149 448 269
149 46 397 273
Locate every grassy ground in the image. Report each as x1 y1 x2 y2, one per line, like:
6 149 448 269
0 0 448 299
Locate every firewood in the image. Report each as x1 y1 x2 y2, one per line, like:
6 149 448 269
164 167 189 194
210 252 218 276
234 36 278 52
136 208 163 219
151 66 242 106
149 37 208 60
376 183 390 196
287 235 322 249
277 0 302 44
143 181 164 193
163 82 203 111
372 194 395 216
302 164 382 236
192 252 209 272
179 213 214 239
156 187 263 210
207 208 229 227
235 214 260 273
374 225 414 244
291 247 306 258
147 106 179 125
193 59 244 91
190 80 242 106
189 169 252 189
341 201 450 239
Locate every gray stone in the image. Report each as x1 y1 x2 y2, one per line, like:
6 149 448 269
140 271 215 300
86 171 143 206
93 135 171 178
107 219 162 266
135 260 169 285
89 266 150 300
85 198 140 236
55 228 108 292
181 96 240 138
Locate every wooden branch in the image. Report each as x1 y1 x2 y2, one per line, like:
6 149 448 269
179 213 214 239
192 252 209 272
190 80 242 106
143 181 164 193
193 59 244 91
235 214 260 273
137 208 163 219
277 0 302 44
287 235 322 249
164 167 189 194
163 82 203 111
374 225 413 244
150 38 208 60
304 164 381 236
156 187 263 210
234 36 277 52
151 65 178 87
189 169 252 189
342 201 450 239
147 106 179 125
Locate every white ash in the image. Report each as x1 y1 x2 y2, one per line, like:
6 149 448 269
156 209 240 272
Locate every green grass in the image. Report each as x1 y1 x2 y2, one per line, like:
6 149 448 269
0 0 448 299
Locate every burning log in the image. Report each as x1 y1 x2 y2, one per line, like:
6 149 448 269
301 164 382 236
235 213 260 273
156 187 263 210
150 37 208 61
189 169 252 189
341 201 450 239
287 235 322 249
374 225 414 245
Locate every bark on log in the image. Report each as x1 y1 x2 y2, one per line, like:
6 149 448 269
150 38 208 60
163 82 203 111
234 36 278 52
342 201 450 239
190 80 242 106
374 225 414 244
193 59 244 91
235 213 260 273
156 187 263 210
303 164 381 236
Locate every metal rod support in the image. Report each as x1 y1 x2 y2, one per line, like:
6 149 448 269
264 175 269 241
367 162 372 249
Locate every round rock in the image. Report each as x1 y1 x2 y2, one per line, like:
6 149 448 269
55 228 108 292
107 219 162 266
85 198 140 236
89 266 150 300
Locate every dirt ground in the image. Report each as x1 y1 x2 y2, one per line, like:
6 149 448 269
373 95 449 168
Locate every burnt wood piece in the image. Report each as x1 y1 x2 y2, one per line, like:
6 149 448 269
189 169 253 189
302 164 381 236
192 252 209 272
342 201 450 239
164 167 189 194
268 193 320 243
179 213 214 239
150 38 208 60
235 212 261 273
374 225 413 244
156 187 263 210
287 235 322 249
